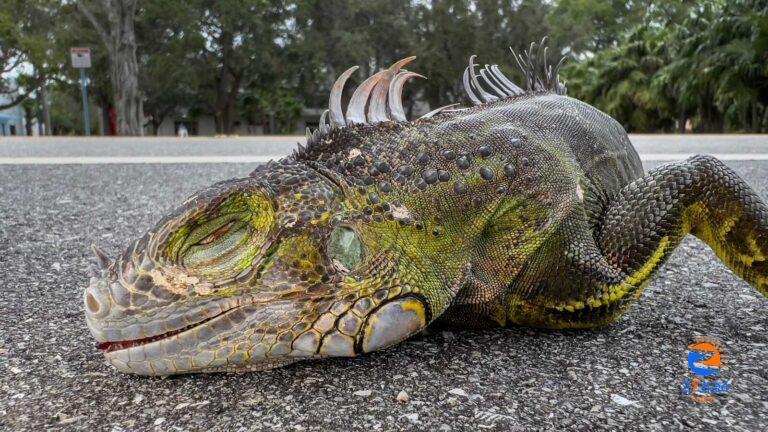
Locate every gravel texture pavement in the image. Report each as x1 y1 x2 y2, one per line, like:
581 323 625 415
1 161 766 431
0 136 299 158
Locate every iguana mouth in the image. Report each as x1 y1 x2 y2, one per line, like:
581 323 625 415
95 311 228 353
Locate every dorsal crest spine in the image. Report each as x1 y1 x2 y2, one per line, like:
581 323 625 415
302 37 568 156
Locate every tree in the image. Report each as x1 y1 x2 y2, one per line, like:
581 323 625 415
562 0 768 133
0 0 61 121
288 0 390 109
188 0 287 134
548 0 655 55
563 25 677 132
21 97 37 135
138 0 204 134
662 0 768 132
20 0 65 134
78 0 142 135
0 4 32 109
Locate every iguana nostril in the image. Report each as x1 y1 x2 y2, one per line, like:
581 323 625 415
86 292 100 314
84 283 111 320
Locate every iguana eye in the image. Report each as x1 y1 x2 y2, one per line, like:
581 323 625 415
198 220 237 245
182 212 249 268
327 226 363 272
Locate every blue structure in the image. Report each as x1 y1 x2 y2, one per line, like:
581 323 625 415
0 92 27 136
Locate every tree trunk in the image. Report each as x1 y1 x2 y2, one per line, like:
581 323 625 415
23 104 34 136
35 92 45 135
215 75 241 135
751 98 759 133
211 28 246 136
36 103 44 136
79 0 141 136
678 111 686 134
39 80 51 135
224 75 240 135
104 105 114 135
97 93 112 135
108 1 141 136
214 30 233 135
138 96 144 136
222 104 232 135
97 106 105 135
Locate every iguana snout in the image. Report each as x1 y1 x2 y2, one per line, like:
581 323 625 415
84 162 434 375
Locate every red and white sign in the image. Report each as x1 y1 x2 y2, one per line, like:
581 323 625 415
70 47 92 68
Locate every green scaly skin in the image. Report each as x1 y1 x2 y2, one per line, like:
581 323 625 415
84 43 768 375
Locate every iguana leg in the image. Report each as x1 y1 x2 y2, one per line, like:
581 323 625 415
508 154 768 329
598 154 768 295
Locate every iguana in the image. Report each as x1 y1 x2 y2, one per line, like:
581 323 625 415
84 39 768 375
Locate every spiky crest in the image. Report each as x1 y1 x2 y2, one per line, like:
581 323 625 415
299 37 568 158
464 36 567 105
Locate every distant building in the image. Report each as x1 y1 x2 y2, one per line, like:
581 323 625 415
144 99 431 137
147 108 323 136
150 115 217 136
0 93 27 136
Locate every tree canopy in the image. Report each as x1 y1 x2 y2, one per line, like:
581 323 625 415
1 0 766 135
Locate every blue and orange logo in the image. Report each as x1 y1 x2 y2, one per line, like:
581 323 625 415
680 336 730 404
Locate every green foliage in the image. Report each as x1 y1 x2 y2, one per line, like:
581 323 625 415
242 87 303 134
288 0 413 101
46 81 98 135
549 0 649 53
562 0 768 132
54 4 112 109
0 0 63 109
669 0 768 132
563 25 676 132
138 0 205 130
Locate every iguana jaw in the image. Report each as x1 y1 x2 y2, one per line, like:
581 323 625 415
85 263 429 375
94 310 227 353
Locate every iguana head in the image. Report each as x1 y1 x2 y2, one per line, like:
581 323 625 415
84 59 463 376
84 160 448 375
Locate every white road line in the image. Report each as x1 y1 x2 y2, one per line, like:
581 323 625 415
0 155 282 164
639 153 768 161
1 153 768 164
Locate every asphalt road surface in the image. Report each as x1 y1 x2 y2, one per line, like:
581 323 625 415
1 136 767 431
1 134 768 163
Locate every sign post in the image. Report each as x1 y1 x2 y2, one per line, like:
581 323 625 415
70 47 92 136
